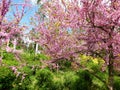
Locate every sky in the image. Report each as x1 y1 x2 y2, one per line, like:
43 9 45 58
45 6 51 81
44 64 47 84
31 0 37 5
7 0 38 33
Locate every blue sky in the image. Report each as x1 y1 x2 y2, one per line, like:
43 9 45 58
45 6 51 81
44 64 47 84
7 0 38 33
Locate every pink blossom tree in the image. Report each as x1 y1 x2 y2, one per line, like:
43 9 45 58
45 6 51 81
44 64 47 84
37 0 120 89
32 7 79 62
0 0 11 46
0 0 30 48
0 0 30 61
36 22 80 61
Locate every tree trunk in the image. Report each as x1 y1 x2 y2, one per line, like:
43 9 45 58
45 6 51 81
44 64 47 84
108 44 114 90
108 59 114 90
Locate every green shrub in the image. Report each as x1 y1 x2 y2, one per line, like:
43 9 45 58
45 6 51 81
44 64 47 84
0 66 16 90
58 60 71 71
21 52 48 61
3 52 15 61
91 76 107 90
19 66 33 75
75 70 92 90
12 66 34 90
36 69 54 90
36 54 49 60
13 75 31 90
63 72 78 90
21 53 35 61
114 76 120 90
52 73 65 90
2 60 19 66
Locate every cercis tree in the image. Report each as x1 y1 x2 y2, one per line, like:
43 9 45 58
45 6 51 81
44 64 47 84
0 0 30 61
0 0 30 49
37 0 120 90
0 0 11 46
78 1 120 90
34 5 81 62
36 20 80 63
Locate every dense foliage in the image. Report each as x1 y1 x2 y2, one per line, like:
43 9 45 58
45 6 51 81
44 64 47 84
0 50 120 90
36 0 120 90
0 0 120 90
